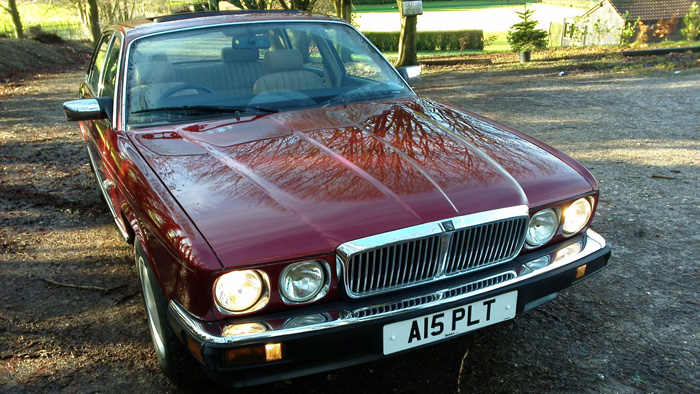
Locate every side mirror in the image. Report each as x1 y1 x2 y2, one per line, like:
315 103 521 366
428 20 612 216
397 65 422 86
63 97 113 122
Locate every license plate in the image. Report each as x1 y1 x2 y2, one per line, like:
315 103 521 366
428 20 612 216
382 291 518 355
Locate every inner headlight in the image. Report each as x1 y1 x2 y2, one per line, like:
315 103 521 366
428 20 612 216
280 260 327 303
526 208 559 247
215 270 265 312
562 198 592 235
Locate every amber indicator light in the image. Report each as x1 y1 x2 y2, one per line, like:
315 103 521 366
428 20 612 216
221 343 283 367
187 336 203 361
575 264 587 280
265 343 283 362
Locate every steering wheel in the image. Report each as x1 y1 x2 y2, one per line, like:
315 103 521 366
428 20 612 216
249 89 316 109
161 83 214 98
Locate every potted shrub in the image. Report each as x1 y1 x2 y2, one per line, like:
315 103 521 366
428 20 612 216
507 8 548 62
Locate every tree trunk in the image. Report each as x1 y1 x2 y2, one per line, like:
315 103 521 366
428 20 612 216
395 14 417 67
334 0 352 22
87 0 100 44
7 0 23 39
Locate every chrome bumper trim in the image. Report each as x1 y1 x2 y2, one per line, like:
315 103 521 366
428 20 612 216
169 229 607 345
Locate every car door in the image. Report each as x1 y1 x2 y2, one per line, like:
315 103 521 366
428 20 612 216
79 31 131 241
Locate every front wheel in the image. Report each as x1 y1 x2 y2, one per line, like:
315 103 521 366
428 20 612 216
135 242 203 386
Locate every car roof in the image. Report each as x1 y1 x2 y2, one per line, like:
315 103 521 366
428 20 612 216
112 10 343 40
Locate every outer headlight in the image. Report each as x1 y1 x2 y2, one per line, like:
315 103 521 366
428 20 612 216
215 270 265 312
563 198 592 235
280 260 327 303
526 208 559 247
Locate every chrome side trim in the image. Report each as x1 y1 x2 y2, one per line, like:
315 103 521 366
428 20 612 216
169 229 607 345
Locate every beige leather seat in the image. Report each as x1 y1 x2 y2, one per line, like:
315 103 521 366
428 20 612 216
253 49 324 95
219 48 264 96
129 55 180 112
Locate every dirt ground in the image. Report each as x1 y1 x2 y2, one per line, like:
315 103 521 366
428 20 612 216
1 63 699 393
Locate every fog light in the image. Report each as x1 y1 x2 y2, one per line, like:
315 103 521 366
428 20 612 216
265 343 283 362
222 322 267 337
521 256 550 275
554 242 582 263
284 313 329 329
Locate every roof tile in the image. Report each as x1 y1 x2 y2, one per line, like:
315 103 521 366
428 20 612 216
609 0 694 21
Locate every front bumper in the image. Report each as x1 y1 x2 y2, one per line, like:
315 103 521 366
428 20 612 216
168 230 610 387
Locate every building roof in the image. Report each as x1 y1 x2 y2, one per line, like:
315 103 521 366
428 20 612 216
608 0 694 21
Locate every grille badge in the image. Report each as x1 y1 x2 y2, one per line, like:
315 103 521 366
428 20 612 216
441 220 455 232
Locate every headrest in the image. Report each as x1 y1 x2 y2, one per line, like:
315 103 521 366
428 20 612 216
133 60 175 85
222 47 260 63
264 49 303 73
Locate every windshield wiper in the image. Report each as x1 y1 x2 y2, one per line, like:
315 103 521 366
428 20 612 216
132 105 278 115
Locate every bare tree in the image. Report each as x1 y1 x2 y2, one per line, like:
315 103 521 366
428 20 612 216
1 0 24 38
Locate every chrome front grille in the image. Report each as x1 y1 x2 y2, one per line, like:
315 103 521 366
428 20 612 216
346 235 443 296
337 206 529 298
444 218 528 275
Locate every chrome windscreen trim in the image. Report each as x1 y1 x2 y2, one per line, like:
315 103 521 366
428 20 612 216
169 229 607 345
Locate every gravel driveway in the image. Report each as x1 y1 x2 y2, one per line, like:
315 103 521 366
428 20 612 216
1 67 698 393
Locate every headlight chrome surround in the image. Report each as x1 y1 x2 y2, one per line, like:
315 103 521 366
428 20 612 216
279 260 330 304
214 270 270 314
525 208 559 247
562 197 593 235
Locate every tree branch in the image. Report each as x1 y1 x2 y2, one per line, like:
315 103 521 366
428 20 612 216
41 278 127 294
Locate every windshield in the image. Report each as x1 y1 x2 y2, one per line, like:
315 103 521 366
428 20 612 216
125 21 413 126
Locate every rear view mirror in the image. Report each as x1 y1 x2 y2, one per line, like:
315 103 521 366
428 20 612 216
232 35 271 49
63 97 113 122
397 65 422 86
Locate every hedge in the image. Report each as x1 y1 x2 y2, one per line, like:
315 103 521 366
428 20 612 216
356 0 472 4
353 0 500 4
364 30 484 51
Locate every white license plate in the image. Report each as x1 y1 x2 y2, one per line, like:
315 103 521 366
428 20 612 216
382 291 518 355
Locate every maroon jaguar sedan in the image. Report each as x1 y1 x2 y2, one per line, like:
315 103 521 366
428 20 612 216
63 10 610 387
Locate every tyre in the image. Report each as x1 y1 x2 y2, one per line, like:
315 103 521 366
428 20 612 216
135 241 203 386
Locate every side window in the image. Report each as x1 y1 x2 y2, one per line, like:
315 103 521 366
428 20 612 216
87 34 113 94
99 36 122 98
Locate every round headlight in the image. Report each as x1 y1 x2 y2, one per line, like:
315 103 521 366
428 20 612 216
214 270 264 312
526 208 559 247
280 260 326 303
562 198 592 234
